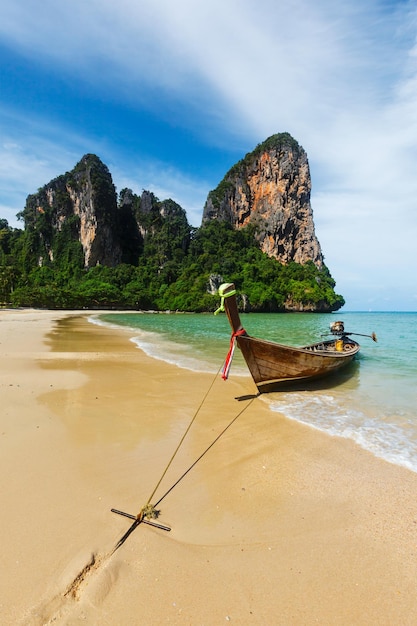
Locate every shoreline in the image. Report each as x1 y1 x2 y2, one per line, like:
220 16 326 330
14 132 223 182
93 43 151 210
1 309 417 625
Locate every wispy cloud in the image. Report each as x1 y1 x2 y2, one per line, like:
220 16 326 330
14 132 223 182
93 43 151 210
0 106 96 223
1 0 416 308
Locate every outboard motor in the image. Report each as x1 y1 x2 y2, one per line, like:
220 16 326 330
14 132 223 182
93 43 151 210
330 321 345 336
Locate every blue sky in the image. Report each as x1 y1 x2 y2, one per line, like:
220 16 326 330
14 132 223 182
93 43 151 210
1 0 416 310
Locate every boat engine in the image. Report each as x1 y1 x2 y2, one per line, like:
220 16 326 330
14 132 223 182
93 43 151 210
330 320 345 335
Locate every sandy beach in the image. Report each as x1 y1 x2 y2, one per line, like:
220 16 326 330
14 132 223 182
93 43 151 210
1 309 417 625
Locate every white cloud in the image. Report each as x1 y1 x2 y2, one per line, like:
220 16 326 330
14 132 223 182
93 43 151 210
0 107 95 226
1 0 417 308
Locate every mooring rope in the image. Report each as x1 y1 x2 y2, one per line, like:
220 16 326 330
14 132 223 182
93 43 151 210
112 389 257 551
142 363 224 514
142 283 246 514
153 393 257 508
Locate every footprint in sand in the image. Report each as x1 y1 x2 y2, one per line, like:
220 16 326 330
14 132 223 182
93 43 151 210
26 549 123 625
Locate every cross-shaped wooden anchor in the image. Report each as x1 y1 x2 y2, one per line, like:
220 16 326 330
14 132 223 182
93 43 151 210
111 508 171 551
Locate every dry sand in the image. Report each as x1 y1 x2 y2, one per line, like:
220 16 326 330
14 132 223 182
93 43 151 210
1 309 417 625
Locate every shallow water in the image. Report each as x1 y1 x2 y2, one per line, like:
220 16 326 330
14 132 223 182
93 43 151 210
92 310 417 472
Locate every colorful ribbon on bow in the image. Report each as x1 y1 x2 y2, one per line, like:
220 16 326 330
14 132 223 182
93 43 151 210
221 328 247 380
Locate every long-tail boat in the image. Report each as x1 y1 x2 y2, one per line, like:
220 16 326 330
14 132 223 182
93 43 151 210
216 283 377 393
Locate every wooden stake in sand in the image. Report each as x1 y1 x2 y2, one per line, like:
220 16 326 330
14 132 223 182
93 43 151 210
110 367 224 551
110 367 257 552
111 508 171 552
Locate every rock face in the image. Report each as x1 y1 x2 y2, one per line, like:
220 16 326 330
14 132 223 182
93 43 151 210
67 155 123 267
22 155 191 270
23 155 126 268
202 133 323 267
119 189 191 259
22 136 323 274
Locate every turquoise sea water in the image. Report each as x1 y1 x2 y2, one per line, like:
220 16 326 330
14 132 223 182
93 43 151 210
92 311 417 473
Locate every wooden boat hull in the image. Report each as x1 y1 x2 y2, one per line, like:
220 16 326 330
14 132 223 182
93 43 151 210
219 282 360 392
236 334 359 392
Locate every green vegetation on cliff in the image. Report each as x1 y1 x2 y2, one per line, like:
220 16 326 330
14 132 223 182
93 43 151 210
0 150 344 312
0 214 344 311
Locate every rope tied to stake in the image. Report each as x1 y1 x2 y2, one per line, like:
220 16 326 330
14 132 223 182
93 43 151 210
221 328 247 380
111 282 254 548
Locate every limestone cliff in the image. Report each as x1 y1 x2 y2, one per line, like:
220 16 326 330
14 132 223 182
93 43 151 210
66 155 123 267
23 154 125 268
118 189 191 258
202 133 323 267
8 145 344 311
22 157 191 270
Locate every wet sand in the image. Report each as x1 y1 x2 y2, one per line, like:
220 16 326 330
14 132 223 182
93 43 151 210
1 309 417 625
